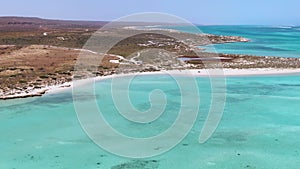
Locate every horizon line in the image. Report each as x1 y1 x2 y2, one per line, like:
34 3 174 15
0 15 298 27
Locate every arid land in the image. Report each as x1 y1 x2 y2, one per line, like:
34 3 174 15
1 17 300 99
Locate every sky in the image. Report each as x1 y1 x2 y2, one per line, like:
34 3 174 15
0 0 299 25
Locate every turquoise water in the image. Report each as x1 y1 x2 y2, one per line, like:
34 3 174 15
1 25 300 168
164 25 300 58
1 75 300 168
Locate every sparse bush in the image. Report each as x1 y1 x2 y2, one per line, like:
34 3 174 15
39 75 49 79
19 80 27 83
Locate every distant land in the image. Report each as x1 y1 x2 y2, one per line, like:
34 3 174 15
0 16 189 32
1 16 300 100
0 16 109 31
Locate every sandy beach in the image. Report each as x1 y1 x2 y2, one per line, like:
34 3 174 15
2 68 300 100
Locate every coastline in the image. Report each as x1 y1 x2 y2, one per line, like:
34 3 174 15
2 68 300 100
1 22 300 101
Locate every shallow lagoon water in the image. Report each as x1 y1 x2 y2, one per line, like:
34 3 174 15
164 25 300 58
1 75 300 168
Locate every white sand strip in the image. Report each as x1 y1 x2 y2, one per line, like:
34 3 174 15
1 68 300 100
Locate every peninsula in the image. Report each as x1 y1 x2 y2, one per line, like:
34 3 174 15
1 17 300 99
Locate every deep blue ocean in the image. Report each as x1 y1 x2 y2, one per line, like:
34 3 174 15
0 26 300 169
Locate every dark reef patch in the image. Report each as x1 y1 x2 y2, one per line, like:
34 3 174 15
111 160 159 169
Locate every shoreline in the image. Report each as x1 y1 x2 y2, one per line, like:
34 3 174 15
2 25 300 101
2 68 300 100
